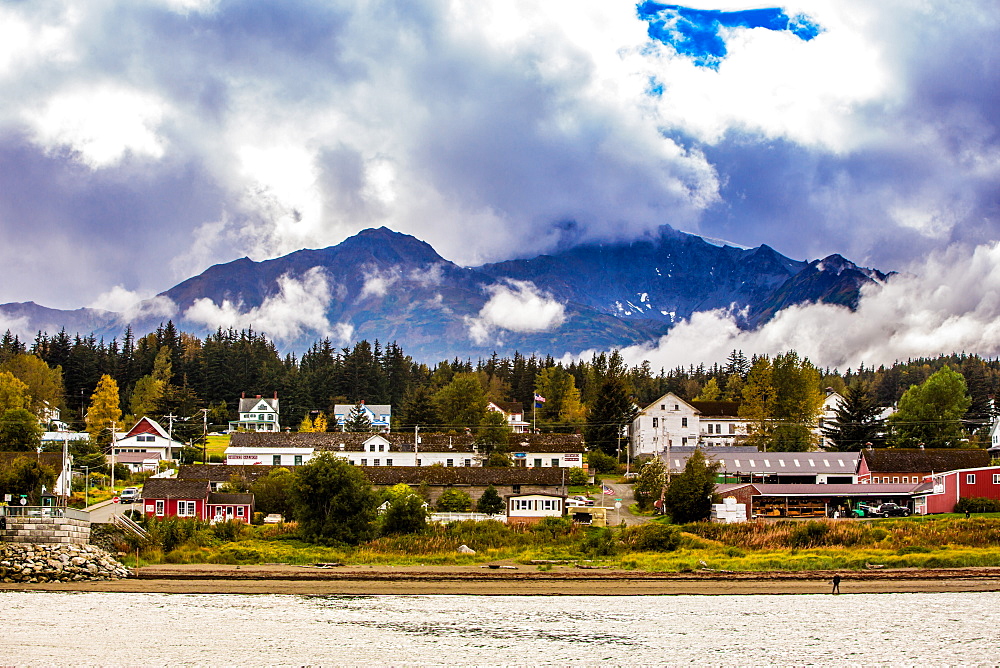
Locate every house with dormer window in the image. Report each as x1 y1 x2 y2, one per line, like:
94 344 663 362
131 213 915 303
487 401 530 433
229 393 281 432
111 416 185 469
630 392 702 458
333 401 391 431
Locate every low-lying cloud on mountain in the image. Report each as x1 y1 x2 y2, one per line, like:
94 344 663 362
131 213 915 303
618 241 1000 370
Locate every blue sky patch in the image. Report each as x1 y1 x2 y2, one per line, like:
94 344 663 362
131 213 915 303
637 3 821 69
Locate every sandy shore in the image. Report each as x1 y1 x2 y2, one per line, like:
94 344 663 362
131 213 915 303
4 563 1000 596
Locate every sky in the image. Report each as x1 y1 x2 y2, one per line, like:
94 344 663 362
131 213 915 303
0 0 998 366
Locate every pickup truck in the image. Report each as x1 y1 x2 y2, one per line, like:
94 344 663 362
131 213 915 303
119 487 140 504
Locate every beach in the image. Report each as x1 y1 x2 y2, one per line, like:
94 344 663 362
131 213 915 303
3 563 1000 596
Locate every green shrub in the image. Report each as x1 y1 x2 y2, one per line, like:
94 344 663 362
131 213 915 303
568 467 589 486
436 489 472 512
586 451 620 474
212 519 251 542
621 524 681 552
956 497 1000 514
788 521 830 548
582 527 619 556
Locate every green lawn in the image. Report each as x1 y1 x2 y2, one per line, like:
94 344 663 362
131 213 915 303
205 434 230 459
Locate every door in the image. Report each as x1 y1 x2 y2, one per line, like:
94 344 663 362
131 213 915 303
226 506 234 519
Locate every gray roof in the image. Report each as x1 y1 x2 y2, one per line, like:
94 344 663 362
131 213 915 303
359 466 567 487
229 431 586 453
662 450 860 475
862 448 989 473
238 396 279 413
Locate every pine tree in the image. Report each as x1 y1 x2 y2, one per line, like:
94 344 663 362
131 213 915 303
344 402 373 433
583 376 637 457
822 381 885 450
663 449 720 523
476 485 504 515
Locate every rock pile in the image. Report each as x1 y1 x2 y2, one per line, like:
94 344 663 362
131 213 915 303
0 543 131 583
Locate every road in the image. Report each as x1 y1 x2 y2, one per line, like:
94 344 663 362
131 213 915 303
593 480 649 526
85 499 140 524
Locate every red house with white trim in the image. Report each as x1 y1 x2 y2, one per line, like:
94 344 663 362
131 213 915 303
915 466 1000 514
141 478 254 522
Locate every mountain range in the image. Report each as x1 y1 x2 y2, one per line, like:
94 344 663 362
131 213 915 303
0 226 888 360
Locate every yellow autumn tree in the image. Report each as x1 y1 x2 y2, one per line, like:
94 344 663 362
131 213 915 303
87 375 122 449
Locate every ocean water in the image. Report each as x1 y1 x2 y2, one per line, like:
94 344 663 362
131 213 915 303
3 590 997 665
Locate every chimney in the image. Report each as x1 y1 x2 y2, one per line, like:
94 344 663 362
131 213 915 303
274 391 278 399
256 395 261 399
241 392 245 398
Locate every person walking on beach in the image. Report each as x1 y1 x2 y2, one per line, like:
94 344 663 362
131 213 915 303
831 574 841 594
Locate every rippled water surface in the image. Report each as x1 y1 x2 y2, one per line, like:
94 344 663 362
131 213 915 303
4 590 998 665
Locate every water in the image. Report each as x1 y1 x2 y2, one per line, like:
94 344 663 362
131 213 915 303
3 591 998 665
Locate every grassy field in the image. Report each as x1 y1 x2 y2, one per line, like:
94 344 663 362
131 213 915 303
105 513 1000 572
204 434 230 459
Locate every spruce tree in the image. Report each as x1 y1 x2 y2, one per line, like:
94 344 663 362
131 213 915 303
822 381 885 450
663 450 720 523
583 376 636 457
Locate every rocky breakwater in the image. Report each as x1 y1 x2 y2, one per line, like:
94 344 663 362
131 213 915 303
0 543 131 583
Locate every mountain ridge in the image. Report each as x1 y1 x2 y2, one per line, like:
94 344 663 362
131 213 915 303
0 225 886 360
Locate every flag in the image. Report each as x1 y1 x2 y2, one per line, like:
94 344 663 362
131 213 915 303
534 393 546 403
602 484 614 496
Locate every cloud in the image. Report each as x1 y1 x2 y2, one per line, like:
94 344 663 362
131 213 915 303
466 280 566 344
0 0 995 339
409 263 445 287
88 286 177 321
183 267 335 341
359 265 399 299
617 241 1000 371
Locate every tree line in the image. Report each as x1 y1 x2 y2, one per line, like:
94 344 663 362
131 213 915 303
0 323 995 456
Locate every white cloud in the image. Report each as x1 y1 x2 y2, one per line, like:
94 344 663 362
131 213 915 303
183 267 335 341
88 286 177 321
25 84 169 168
409 263 445 287
466 280 566 344
359 265 399 299
617 242 1000 371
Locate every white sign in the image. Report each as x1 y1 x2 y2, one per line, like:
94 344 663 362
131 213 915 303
614 501 622 510
563 453 581 462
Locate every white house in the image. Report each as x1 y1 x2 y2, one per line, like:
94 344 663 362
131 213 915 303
815 390 844 449
690 400 746 447
486 401 530 433
506 493 566 522
333 401 391 431
630 392 702 458
111 416 185 466
230 393 281 432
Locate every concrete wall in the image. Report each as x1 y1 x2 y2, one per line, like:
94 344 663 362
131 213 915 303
1 513 91 546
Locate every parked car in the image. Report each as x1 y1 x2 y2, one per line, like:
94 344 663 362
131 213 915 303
571 495 594 507
263 514 285 524
874 502 911 517
119 488 140 504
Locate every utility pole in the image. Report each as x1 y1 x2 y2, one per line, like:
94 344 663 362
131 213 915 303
109 421 118 490
200 408 209 464
414 425 420 465
165 413 177 440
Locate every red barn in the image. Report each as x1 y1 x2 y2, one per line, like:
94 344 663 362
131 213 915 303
142 478 253 522
916 466 1000 514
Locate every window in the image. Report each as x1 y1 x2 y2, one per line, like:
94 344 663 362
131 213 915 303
652 417 658 428
681 437 688 445
178 501 196 517
447 459 454 467
967 474 976 484
370 444 376 452
551 458 559 467
534 459 543 468
902 477 909 484
542 499 554 511
379 444 384 452
893 477 899 484
681 417 688 427
660 404 665 410
707 424 713 434
374 459 380 466
512 485 521 494
361 459 368 466
729 424 736 434
993 474 1000 484
416 459 421 466
155 500 164 516
294 455 303 466
464 459 472 467
273 455 281 466
386 459 393 466
236 507 245 517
